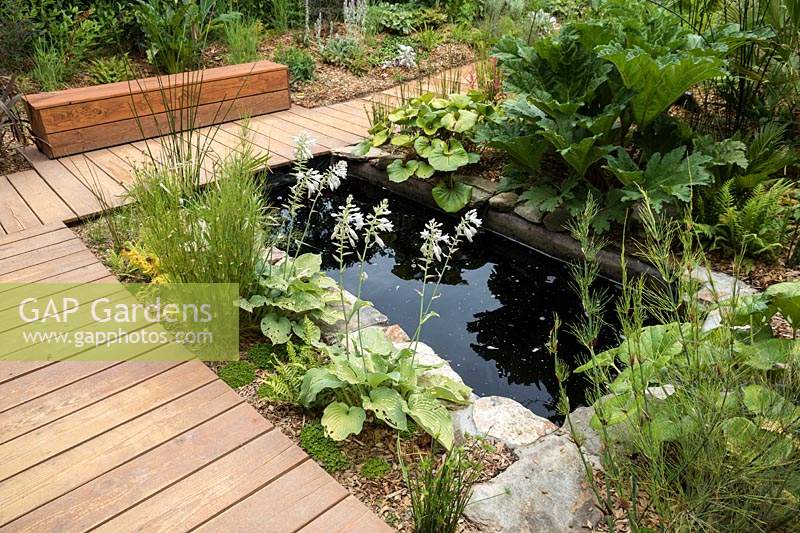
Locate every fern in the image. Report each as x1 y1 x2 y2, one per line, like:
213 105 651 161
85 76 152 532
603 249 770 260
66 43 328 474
257 341 321 404
712 179 795 258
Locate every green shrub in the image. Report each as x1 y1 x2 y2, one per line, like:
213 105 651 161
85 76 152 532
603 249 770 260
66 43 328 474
222 17 263 64
370 3 447 35
401 446 482 533
556 200 800 531
88 55 131 84
135 0 237 73
300 422 349 472
273 46 315 83
30 38 69 91
128 126 270 296
0 0 35 72
320 35 368 74
360 457 391 480
218 360 257 388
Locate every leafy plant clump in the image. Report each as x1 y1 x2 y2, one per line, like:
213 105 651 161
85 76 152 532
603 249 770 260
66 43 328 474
320 35 368 75
222 16 263 64
300 327 472 449
257 340 322 404
274 46 315 84
401 446 483 533
218 360 257 388
356 91 498 212
88 55 131 84
300 421 349 472
246 342 274 369
360 456 392 480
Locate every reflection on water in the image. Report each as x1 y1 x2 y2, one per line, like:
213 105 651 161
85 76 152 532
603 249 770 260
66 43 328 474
271 178 618 420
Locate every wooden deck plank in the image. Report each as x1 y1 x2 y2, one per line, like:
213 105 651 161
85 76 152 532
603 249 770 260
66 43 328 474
0 362 55 386
0 381 242 526
310 105 372 128
195 460 349 532
0 175 41 233
83 148 136 187
270 110 363 146
0 360 178 445
243 114 346 152
20 147 102 219
59 154 128 208
3 403 271 532
5 170 76 224
0 239 88 277
0 361 121 413
0 362 212 481
300 495 394 533
0 226 74 261
288 106 369 137
94 431 305 532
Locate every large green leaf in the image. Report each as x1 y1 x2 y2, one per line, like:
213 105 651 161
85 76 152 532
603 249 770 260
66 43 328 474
428 139 471 172
362 387 408 430
260 313 292 345
764 282 800 329
404 392 454 449
322 402 366 440
432 182 472 213
387 159 418 183
299 367 344 405
598 44 725 127
237 294 267 313
291 253 322 277
441 109 478 133
418 374 472 404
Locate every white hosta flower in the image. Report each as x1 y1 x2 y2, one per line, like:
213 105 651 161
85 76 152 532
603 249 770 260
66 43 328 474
292 132 317 161
328 160 348 190
457 209 482 242
333 197 364 248
420 219 446 261
305 169 324 196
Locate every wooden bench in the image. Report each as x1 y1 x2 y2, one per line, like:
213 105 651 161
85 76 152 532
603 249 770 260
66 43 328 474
24 61 290 158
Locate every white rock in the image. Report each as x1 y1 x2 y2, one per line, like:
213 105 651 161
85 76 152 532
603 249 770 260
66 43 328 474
471 396 557 449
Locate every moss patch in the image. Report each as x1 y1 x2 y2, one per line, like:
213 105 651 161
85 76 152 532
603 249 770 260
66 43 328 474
218 360 257 388
360 457 391 480
247 343 274 369
300 422 349 472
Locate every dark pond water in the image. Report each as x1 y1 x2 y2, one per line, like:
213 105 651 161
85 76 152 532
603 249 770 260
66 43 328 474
270 175 620 421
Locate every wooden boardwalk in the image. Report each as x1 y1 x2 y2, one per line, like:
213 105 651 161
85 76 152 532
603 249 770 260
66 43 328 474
0 223 391 531
0 63 476 530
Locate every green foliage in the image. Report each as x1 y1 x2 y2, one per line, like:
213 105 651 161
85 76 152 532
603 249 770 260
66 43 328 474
0 0 36 72
413 27 443 52
129 127 270 295
222 16 263 64
257 340 322 403
300 421 349 472
237 255 339 346
88 55 131 84
358 91 497 212
30 38 69 91
401 446 483 533
320 35 368 74
247 342 274 369
135 0 237 73
300 327 472 448
361 456 391 479
562 203 800 530
273 45 315 83
370 3 447 35
701 179 795 259
218 360 257 388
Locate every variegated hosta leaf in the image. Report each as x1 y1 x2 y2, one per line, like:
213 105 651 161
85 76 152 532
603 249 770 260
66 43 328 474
419 374 472 404
237 294 267 312
349 326 394 356
322 402 366 440
299 367 344 405
292 253 323 276
331 355 367 384
271 292 325 313
362 387 408 430
260 313 292 345
404 392 454 449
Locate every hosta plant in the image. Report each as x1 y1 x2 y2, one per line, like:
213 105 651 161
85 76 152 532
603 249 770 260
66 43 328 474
237 253 341 346
354 91 498 212
300 327 471 448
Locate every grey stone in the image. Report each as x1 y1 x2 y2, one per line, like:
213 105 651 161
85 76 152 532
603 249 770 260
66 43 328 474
261 246 286 265
471 396 557 449
370 154 403 170
513 203 543 224
543 206 572 232
451 403 478 444
468 186 493 208
559 406 603 471
382 324 410 343
460 174 498 194
489 192 519 212
687 266 757 304
331 145 386 161
321 290 389 341
466 434 601 532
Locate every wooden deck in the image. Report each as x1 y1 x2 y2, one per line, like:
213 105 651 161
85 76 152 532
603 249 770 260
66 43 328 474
0 223 391 531
0 63 476 530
